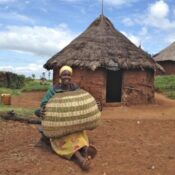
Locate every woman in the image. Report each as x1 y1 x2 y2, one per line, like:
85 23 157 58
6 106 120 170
35 65 97 170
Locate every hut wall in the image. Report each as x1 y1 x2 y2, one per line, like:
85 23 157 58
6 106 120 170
53 68 106 104
53 68 155 105
53 68 59 85
156 61 175 75
122 70 154 105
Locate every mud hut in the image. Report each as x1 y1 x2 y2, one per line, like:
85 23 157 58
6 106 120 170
154 42 175 75
44 15 156 105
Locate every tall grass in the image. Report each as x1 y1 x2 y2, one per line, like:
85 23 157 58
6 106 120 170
155 75 175 99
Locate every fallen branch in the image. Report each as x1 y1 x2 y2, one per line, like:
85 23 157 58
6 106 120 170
0 110 41 125
136 83 153 88
124 87 142 92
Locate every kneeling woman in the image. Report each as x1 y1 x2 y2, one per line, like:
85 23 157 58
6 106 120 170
35 65 100 170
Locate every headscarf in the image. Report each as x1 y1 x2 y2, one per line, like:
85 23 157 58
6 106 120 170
59 65 73 75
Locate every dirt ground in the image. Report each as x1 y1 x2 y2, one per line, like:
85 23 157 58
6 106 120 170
1 92 175 175
11 91 45 108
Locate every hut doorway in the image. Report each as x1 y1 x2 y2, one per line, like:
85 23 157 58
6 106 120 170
106 70 122 102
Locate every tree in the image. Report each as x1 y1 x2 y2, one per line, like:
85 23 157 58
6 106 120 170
42 72 46 79
48 71 51 80
40 72 46 85
31 74 35 80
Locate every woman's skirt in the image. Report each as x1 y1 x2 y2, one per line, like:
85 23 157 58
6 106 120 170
50 131 89 159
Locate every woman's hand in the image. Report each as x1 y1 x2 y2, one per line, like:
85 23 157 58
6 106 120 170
40 106 46 118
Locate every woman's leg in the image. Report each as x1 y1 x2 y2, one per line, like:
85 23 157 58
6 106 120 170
81 145 97 159
35 127 50 147
73 150 91 170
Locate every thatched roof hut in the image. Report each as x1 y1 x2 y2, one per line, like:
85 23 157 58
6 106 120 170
44 15 156 105
45 16 155 71
154 42 175 75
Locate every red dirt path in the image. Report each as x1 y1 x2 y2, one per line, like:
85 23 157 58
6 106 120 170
0 92 175 175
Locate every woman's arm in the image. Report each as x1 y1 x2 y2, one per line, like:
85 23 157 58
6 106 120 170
40 86 56 108
35 86 56 118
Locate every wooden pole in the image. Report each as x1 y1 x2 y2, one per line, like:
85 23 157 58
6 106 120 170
101 0 104 16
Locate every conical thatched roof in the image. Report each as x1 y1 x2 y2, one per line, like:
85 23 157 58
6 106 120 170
44 15 155 71
154 42 175 62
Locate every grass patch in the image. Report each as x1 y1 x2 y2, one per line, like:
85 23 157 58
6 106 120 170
155 75 175 99
0 80 51 96
22 80 51 92
0 87 21 96
0 104 35 121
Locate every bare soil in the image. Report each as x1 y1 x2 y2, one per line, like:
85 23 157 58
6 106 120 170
11 91 45 108
0 92 175 175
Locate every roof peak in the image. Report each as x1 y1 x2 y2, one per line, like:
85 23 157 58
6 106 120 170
87 15 115 31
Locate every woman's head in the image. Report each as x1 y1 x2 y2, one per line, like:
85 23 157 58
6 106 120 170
59 65 72 85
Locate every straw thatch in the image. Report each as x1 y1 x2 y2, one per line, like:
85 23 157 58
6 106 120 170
154 42 175 62
44 15 155 71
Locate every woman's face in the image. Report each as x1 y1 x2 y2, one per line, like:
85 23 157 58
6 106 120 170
60 70 72 85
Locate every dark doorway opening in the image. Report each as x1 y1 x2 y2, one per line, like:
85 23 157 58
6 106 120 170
106 70 122 102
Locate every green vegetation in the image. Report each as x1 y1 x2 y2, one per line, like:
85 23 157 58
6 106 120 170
0 80 51 96
0 87 21 96
0 78 51 121
0 104 35 120
155 75 175 99
0 72 25 89
22 80 51 92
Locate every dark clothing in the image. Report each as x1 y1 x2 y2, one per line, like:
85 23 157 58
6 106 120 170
35 83 79 118
40 83 79 108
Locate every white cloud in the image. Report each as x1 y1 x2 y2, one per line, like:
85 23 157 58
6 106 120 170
124 1 175 30
144 0 175 30
62 0 81 2
62 0 138 6
173 8 175 16
166 32 175 44
122 17 134 26
137 27 150 45
25 0 30 4
0 63 47 78
122 1 175 31
121 31 140 47
120 0 175 54
0 12 34 23
139 27 148 36
149 0 169 18
0 24 78 57
0 0 16 4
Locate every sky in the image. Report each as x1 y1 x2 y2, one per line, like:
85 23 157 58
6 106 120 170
0 0 175 78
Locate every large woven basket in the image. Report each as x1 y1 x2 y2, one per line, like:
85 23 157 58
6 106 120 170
42 89 101 138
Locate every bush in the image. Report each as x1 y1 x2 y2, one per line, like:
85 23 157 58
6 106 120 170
0 72 25 89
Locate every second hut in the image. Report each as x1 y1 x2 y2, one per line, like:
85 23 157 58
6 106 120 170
154 42 175 75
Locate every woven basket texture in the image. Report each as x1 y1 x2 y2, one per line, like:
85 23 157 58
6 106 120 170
42 89 101 138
